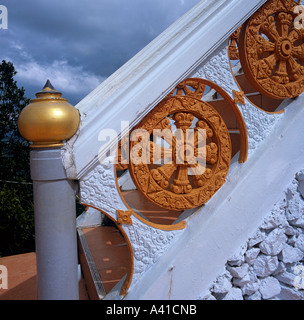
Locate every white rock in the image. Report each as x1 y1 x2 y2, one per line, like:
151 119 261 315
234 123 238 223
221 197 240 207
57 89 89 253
295 234 304 252
298 180 304 199
296 170 304 182
223 287 243 300
227 264 249 279
227 244 247 267
259 277 281 300
286 193 304 221
259 228 287 256
290 217 304 228
272 262 286 275
280 244 304 264
233 273 251 287
199 292 217 300
284 225 296 236
245 248 260 265
248 230 266 248
253 255 279 278
286 180 299 199
277 284 304 300
245 291 262 300
211 271 232 294
261 208 288 230
275 271 297 286
242 281 260 296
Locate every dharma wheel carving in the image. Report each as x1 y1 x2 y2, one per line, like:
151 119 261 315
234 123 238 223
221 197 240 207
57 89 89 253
239 0 304 99
128 80 232 211
229 26 242 60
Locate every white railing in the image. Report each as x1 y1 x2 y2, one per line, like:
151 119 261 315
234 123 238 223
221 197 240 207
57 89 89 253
63 0 267 179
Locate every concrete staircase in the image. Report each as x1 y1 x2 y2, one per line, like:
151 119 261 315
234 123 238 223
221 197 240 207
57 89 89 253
3 0 304 301
76 65 297 300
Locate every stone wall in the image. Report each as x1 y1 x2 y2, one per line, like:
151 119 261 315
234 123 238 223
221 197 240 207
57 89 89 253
202 170 304 300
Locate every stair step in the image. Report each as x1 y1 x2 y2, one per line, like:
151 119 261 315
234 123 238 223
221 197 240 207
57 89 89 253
78 226 129 300
122 190 182 225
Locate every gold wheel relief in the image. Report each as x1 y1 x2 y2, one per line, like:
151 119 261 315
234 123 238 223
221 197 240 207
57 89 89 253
127 79 242 212
229 26 242 60
239 0 304 99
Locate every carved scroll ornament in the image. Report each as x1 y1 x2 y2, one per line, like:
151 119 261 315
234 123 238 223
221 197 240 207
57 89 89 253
128 80 232 211
229 26 242 60
239 0 304 99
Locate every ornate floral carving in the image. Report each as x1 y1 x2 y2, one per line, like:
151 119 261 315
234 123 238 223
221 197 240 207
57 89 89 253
192 42 284 156
116 139 129 170
239 0 304 99
168 79 206 100
194 45 236 94
117 210 133 225
233 90 246 104
127 217 184 286
79 158 124 220
229 26 242 60
128 88 232 211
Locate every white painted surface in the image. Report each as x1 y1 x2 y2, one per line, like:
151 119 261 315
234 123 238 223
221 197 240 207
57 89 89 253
63 0 304 300
64 0 267 179
203 170 304 300
124 95 304 300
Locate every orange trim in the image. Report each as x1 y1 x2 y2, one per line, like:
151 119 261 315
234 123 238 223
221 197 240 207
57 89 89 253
115 165 187 231
190 77 249 163
230 58 285 115
80 203 134 297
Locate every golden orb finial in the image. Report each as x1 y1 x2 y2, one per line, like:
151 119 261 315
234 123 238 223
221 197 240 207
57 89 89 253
18 81 80 148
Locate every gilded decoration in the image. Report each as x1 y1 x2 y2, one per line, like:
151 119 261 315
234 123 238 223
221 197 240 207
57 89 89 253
239 0 304 99
128 79 232 211
229 26 242 60
117 210 133 225
18 80 80 148
233 90 246 104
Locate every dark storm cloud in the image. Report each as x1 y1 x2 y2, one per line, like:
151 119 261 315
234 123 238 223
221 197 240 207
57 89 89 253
0 0 200 104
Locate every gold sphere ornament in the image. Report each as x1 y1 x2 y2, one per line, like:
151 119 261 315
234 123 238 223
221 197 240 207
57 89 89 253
18 80 80 148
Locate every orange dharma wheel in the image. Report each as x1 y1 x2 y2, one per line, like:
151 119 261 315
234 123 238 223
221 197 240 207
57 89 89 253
128 80 232 211
239 0 304 99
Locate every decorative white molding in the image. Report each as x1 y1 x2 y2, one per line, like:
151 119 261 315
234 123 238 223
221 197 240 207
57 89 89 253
192 41 283 156
79 159 124 220
124 94 304 300
79 157 184 291
203 169 304 300
63 0 267 179
126 216 184 291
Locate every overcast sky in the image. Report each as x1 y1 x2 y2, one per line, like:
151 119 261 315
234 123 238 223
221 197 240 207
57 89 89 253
1 0 200 105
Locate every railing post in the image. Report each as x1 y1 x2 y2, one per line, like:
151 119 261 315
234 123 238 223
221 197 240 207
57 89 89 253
18 81 80 300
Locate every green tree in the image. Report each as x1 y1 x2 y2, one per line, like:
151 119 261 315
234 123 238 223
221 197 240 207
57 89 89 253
0 60 35 257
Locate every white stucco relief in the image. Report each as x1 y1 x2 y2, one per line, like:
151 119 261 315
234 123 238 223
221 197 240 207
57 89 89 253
192 41 284 156
77 39 286 296
79 158 184 292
